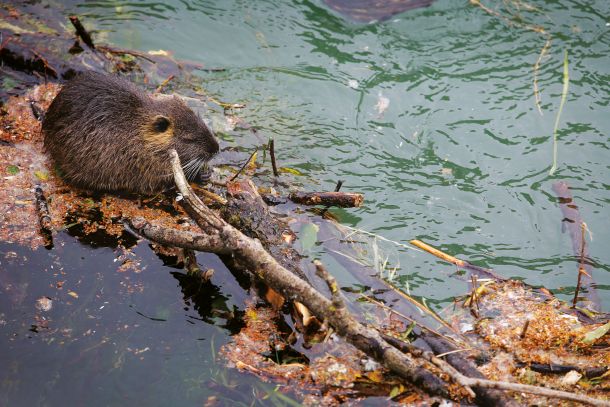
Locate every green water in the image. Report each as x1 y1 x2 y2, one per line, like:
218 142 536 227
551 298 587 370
91 0 610 302
2 0 609 405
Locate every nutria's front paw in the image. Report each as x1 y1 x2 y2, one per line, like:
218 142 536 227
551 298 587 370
193 163 213 184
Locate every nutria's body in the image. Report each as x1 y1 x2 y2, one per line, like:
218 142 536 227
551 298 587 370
42 71 219 195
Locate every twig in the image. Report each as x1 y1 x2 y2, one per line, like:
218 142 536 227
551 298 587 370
229 149 257 182
269 138 279 177
207 95 245 110
410 239 506 281
340 225 422 252
192 185 227 205
319 179 345 218
97 45 156 63
69 16 95 49
375 277 461 338
457 375 608 406
34 186 52 232
420 332 517 407
334 180 344 192
520 319 531 339
515 361 608 378
197 67 227 73
382 333 476 399
573 221 591 307
468 275 480 318
154 74 175 94
34 185 53 248
183 248 214 281
314 260 344 310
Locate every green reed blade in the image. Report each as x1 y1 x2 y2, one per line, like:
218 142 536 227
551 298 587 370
549 50 570 175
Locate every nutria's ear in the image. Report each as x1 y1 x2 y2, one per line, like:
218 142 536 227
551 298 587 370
152 115 170 133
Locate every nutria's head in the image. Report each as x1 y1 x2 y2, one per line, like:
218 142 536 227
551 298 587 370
143 95 219 181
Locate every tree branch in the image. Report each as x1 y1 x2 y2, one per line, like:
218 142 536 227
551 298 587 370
134 149 609 407
168 149 451 398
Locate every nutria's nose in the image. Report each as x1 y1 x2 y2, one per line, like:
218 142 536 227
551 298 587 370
208 137 220 156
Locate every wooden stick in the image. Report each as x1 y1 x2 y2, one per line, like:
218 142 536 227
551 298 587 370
573 221 589 307
127 217 227 253
97 45 156 63
410 239 505 281
334 180 344 192
314 260 344 310
229 149 257 182
515 361 608 378
154 74 175 94
69 16 95 49
269 138 279 177
289 191 364 208
192 185 227 205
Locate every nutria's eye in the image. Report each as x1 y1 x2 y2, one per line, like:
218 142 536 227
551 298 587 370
152 116 170 133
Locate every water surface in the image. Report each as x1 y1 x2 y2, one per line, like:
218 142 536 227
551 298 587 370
1 0 609 405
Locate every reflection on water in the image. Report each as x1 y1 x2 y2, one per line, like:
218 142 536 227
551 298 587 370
0 228 258 406
3 0 610 405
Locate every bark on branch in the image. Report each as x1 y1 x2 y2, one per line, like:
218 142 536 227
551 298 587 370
167 150 451 398
289 191 364 207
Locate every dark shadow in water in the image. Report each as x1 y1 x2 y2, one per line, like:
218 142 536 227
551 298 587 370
323 0 434 23
64 210 139 249
171 271 245 335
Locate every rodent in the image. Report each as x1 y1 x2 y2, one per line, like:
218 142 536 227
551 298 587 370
42 71 219 195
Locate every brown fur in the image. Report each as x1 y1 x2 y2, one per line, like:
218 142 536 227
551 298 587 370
42 71 219 195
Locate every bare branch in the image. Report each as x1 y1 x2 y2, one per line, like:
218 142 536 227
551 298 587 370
127 216 228 254
169 149 451 398
165 149 609 407
314 259 345 310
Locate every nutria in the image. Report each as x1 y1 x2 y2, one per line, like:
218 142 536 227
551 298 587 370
42 71 219 195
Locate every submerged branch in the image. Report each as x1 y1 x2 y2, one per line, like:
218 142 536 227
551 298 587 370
552 181 600 311
69 15 95 49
